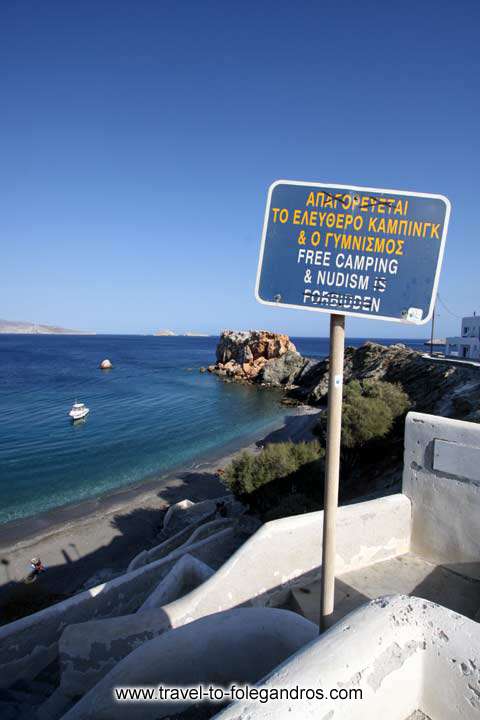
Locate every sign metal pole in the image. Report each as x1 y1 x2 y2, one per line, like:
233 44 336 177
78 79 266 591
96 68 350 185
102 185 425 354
320 312 345 632
430 304 436 357
256 180 451 632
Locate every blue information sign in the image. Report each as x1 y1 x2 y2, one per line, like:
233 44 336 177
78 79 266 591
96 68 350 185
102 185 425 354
256 181 451 324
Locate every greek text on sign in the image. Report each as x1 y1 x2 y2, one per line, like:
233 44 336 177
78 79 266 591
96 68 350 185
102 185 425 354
255 181 451 324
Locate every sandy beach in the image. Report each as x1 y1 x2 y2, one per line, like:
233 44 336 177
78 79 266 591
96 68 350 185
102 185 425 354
0 405 321 619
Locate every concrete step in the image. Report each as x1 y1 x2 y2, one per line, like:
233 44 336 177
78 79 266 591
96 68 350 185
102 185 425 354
290 580 366 625
286 553 480 626
204 531 249 570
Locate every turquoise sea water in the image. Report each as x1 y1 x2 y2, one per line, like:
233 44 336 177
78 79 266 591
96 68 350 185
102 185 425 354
0 335 425 525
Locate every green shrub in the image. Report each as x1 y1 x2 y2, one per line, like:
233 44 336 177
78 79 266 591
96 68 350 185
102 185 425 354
361 379 411 419
223 380 410 518
341 383 394 449
315 379 410 450
223 440 324 500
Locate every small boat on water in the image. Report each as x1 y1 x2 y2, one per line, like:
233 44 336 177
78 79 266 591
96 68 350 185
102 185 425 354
68 401 90 421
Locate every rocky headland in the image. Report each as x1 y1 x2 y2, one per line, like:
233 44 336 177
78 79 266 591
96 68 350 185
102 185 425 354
209 330 480 423
208 330 301 383
209 330 480 508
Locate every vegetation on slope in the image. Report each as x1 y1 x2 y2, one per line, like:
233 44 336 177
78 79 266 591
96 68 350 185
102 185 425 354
223 441 324 518
222 379 411 520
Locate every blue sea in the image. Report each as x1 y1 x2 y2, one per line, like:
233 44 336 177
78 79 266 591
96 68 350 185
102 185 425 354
0 335 425 525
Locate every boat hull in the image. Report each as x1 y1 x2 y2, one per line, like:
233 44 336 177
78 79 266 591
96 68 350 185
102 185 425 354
68 409 90 420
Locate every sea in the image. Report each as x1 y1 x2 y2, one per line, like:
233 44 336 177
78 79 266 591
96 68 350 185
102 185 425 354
0 335 425 526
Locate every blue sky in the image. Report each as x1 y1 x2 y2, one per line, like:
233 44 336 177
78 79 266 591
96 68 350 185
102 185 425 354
1 0 479 337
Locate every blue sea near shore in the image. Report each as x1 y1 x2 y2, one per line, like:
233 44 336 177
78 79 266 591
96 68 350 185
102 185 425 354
0 334 425 526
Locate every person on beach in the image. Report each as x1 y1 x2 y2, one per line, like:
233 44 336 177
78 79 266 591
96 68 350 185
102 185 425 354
26 557 45 583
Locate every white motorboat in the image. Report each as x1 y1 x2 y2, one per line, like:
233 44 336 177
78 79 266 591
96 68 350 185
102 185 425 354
68 401 90 421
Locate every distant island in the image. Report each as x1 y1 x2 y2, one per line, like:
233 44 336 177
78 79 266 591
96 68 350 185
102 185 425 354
0 319 94 335
154 329 211 337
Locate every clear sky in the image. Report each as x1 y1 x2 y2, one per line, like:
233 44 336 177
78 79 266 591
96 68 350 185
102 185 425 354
1 0 479 337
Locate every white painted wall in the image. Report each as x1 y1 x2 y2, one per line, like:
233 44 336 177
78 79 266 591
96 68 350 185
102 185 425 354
128 517 232 572
462 316 480 338
58 494 411 697
6 408 480 719
447 315 480 358
403 412 480 577
0 528 234 689
137 554 214 612
61 608 318 720
214 595 480 720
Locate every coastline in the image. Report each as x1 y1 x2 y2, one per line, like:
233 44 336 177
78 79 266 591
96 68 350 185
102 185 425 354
0 405 321 599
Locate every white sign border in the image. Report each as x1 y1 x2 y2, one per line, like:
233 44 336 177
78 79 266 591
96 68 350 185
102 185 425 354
254 179 451 325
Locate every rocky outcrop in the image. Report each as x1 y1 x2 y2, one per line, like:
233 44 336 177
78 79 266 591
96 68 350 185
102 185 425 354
210 333 480 423
260 350 307 386
209 330 301 382
290 341 480 421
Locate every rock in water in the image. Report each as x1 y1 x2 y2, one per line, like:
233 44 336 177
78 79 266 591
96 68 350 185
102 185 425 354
99 358 113 369
211 330 304 384
216 329 296 364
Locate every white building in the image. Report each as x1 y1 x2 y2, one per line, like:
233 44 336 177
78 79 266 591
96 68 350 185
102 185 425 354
446 314 480 359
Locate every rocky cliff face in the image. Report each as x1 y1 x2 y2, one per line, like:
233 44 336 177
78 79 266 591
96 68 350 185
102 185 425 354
209 330 303 382
211 334 480 423
288 342 480 421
